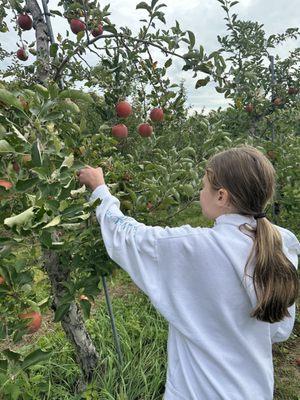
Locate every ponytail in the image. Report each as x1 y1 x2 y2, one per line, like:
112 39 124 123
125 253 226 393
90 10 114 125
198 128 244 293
205 145 299 323
244 218 299 323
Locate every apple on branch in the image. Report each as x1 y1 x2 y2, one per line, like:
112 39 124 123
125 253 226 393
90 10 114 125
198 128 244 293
150 108 164 122
70 19 86 34
17 48 28 61
116 101 132 118
91 23 104 37
112 124 128 138
138 123 153 137
17 13 33 31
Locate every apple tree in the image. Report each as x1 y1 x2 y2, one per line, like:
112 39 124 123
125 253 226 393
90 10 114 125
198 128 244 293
0 0 228 394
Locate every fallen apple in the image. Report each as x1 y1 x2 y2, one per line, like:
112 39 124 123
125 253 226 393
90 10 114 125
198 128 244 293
19 311 42 334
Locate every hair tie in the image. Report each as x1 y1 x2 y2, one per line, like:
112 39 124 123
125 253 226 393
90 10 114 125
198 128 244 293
254 212 266 220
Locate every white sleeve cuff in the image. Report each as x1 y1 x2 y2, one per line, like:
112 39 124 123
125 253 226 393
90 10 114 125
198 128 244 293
89 184 111 203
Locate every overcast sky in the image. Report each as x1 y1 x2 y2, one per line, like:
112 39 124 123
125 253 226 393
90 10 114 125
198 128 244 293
0 0 299 112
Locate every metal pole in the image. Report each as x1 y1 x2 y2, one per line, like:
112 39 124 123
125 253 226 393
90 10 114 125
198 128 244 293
41 0 55 44
41 0 64 89
269 56 276 142
269 55 279 224
101 274 123 368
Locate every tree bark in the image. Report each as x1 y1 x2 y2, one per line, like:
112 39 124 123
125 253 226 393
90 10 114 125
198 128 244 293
25 0 50 83
43 248 100 386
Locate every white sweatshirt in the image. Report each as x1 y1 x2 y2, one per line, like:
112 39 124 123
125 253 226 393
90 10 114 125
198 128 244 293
89 184 300 400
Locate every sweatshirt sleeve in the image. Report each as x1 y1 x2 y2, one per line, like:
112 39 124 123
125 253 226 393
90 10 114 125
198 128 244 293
271 304 296 343
271 228 299 344
89 184 192 307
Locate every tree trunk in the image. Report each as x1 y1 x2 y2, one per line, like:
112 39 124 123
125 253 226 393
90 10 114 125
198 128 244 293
43 248 100 387
25 0 50 83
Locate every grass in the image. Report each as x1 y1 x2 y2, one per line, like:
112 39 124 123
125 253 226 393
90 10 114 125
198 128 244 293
1 203 299 399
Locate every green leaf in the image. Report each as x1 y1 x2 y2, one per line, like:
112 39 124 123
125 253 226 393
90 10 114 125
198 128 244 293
80 298 91 319
49 9 63 17
0 89 23 110
77 30 85 42
198 63 212 74
60 154 74 169
4 207 35 228
34 84 49 99
136 2 151 12
21 349 51 370
104 25 118 35
39 231 53 248
48 83 60 99
0 139 14 153
195 76 210 88
50 43 59 58
2 349 21 362
187 30 195 48
58 89 94 104
0 359 8 373
42 216 61 229
54 303 70 322
31 139 43 167
60 98 80 114
164 58 172 68
15 178 39 191
151 0 159 8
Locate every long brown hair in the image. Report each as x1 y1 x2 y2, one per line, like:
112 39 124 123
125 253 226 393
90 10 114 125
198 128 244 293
205 145 299 323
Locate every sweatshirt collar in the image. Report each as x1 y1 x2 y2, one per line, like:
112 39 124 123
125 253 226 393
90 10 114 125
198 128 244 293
214 213 257 227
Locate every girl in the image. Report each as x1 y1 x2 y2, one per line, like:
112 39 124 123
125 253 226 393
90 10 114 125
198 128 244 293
77 145 299 400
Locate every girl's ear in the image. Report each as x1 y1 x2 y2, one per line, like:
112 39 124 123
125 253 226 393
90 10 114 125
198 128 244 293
217 188 229 203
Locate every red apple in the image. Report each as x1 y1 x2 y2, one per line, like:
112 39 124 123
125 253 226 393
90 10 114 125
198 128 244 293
150 108 164 122
17 48 28 61
70 19 86 34
0 180 13 190
288 87 299 95
146 202 153 210
13 161 20 173
0 276 5 285
138 123 153 137
245 103 254 113
116 101 132 118
272 97 282 106
17 13 32 31
19 311 42 334
91 24 104 37
112 124 128 138
295 358 300 367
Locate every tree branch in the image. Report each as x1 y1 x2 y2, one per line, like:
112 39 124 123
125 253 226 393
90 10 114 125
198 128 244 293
54 33 186 82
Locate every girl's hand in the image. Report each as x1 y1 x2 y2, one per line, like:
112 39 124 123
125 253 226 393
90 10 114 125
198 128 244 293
76 166 105 191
